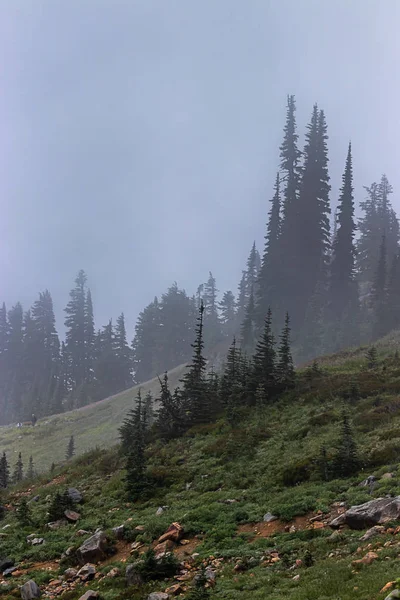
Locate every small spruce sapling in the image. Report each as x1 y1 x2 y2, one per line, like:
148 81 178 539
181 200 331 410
26 456 35 479
66 435 75 460
16 498 31 526
366 346 378 369
12 452 23 484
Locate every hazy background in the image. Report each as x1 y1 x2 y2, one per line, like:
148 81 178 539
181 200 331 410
1 0 399 334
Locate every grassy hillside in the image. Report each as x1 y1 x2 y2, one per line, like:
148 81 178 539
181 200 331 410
0 364 186 472
3 342 400 599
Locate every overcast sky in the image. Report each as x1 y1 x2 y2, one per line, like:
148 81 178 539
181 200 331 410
1 0 399 335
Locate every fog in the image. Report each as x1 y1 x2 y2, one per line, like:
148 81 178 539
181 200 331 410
1 0 399 333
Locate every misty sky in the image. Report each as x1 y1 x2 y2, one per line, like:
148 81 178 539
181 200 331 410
1 0 400 335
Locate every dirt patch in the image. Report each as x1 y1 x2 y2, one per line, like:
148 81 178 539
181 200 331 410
103 540 132 565
43 475 67 488
238 513 327 540
174 538 201 559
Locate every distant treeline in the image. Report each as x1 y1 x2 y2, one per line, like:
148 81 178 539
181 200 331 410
1 95 399 425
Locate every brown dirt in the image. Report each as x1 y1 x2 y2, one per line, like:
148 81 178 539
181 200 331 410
238 513 327 540
174 538 201 559
103 540 133 565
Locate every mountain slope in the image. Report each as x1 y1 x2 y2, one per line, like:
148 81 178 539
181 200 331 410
0 364 186 472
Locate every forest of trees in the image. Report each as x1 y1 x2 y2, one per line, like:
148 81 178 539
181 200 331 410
1 95 400 426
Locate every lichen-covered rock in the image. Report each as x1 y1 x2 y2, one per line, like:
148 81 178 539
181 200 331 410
126 563 144 586
67 488 83 503
330 496 400 530
20 580 41 599
77 564 96 581
263 512 278 523
78 531 108 563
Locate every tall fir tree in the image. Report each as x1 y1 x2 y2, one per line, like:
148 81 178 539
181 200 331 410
132 297 161 383
84 290 95 383
371 234 388 339
256 172 281 327
121 390 149 499
202 272 223 349
276 313 295 389
156 372 185 439
114 313 133 391
26 455 35 479
386 250 400 331
330 143 356 318
64 270 87 389
66 435 75 460
219 291 236 339
0 452 10 488
333 411 361 478
251 308 276 401
240 287 256 354
13 452 23 484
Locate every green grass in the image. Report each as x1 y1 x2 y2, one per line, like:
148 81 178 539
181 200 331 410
0 364 186 472
3 341 400 599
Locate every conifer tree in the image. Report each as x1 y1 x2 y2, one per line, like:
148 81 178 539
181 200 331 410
64 270 88 389
7 303 24 422
0 303 8 423
156 373 185 439
16 497 31 526
240 288 256 353
386 251 400 331
256 172 281 327
371 234 388 339
330 143 356 318
0 452 9 488
202 272 223 348
276 313 295 389
26 455 35 479
219 291 236 339
246 242 260 297
366 346 378 369
332 412 361 478
84 289 95 382
66 435 75 460
276 95 302 327
251 308 276 399
236 271 248 329
180 301 211 425
121 390 149 499
132 297 161 383
143 391 154 429
114 313 133 391
13 452 23 484
220 337 239 406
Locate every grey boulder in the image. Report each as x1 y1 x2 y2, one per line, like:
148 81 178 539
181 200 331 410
126 563 144 586
67 488 83 503
330 496 400 530
263 512 278 523
20 580 41 599
78 531 108 563
147 594 169 600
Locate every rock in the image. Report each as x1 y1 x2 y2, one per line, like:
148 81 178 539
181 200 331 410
28 495 40 503
293 574 300 581
263 512 278 523
352 551 379 566
126 563 144 586
154 540 175 557
107 567 120 578
382 473 394 480
78 531 108 563
47 520 67 530
67 488 83 503
64 510 80 522
3 567 18 577
78 592 99 600
205 567 216 585
381 582 395 593
185 482 192 491
330 514 346 528
2 524 11 530
77 564 96 581
222 499 238 504
165 583 183 595
20 580 41 599
112 525 125 540
131 541 144 551
332 496 400 530
26 534 37 541
0 557 14 571
63 568 78 580
360 475 377 487
31 538 44 546
147 594 169 600
360 525 386 541
158 522 184 544
134 525 145 532
76 529 91 536
385 590 400 600
156 507 165 516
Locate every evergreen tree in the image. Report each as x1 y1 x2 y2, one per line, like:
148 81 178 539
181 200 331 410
300 279 326 360
236 271 248 329
114 313 133 391
7 303 24 422
16 497 31 526
330 143 356 319
318 445 330 481
84 289 95 382
64 270 88 389
93 320 119 399
246 242 260 297
156 373 185 439
366 346 378 369
332 412 361 478
132 297 161 383
48 490 73 522
251 308 276 400
219 291 236 339
143 391 154 429
180 301 211 425
276 313 295 389
66 435 75 460
371 234 388 339
0 452 9 488
202 272 223 349
0 303 8 424
276 95 302 328
386 250 400 331
13 452 23 484
256 172 281 327
220 337 239 406
240 287 256 353
26 455 35 479
121 390 149 499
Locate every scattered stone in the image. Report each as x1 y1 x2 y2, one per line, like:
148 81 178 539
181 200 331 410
134 525 145 532
147 594 169 600
381 582 395 593
158 522 184 544
0 557 14 571
222 499 238 504
352 551 379 566
293 574 300 581
67 488 83 503
76 529 91 536
331 497 400 529
360 475 377 488
47 520 67 530
263 512 278 523
385 590 400 600
289 525 296 533
78 592 99 600
156 507 165 516
381 473 394 480
165 583 183 595
360 525 386 541
112 525 125 539
31 538 44 546
26 534 37 541
185 482 192 491
180 539 191 546
28 496 40 503
2 524 11 530
64 568 78 580
3 567 18 577
107 567 120 578
64 509 80 523
77 564 96 581
154 540 175 557
78 531 108 564
126 563 144 586
20 580 41 599
205 567 216 585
